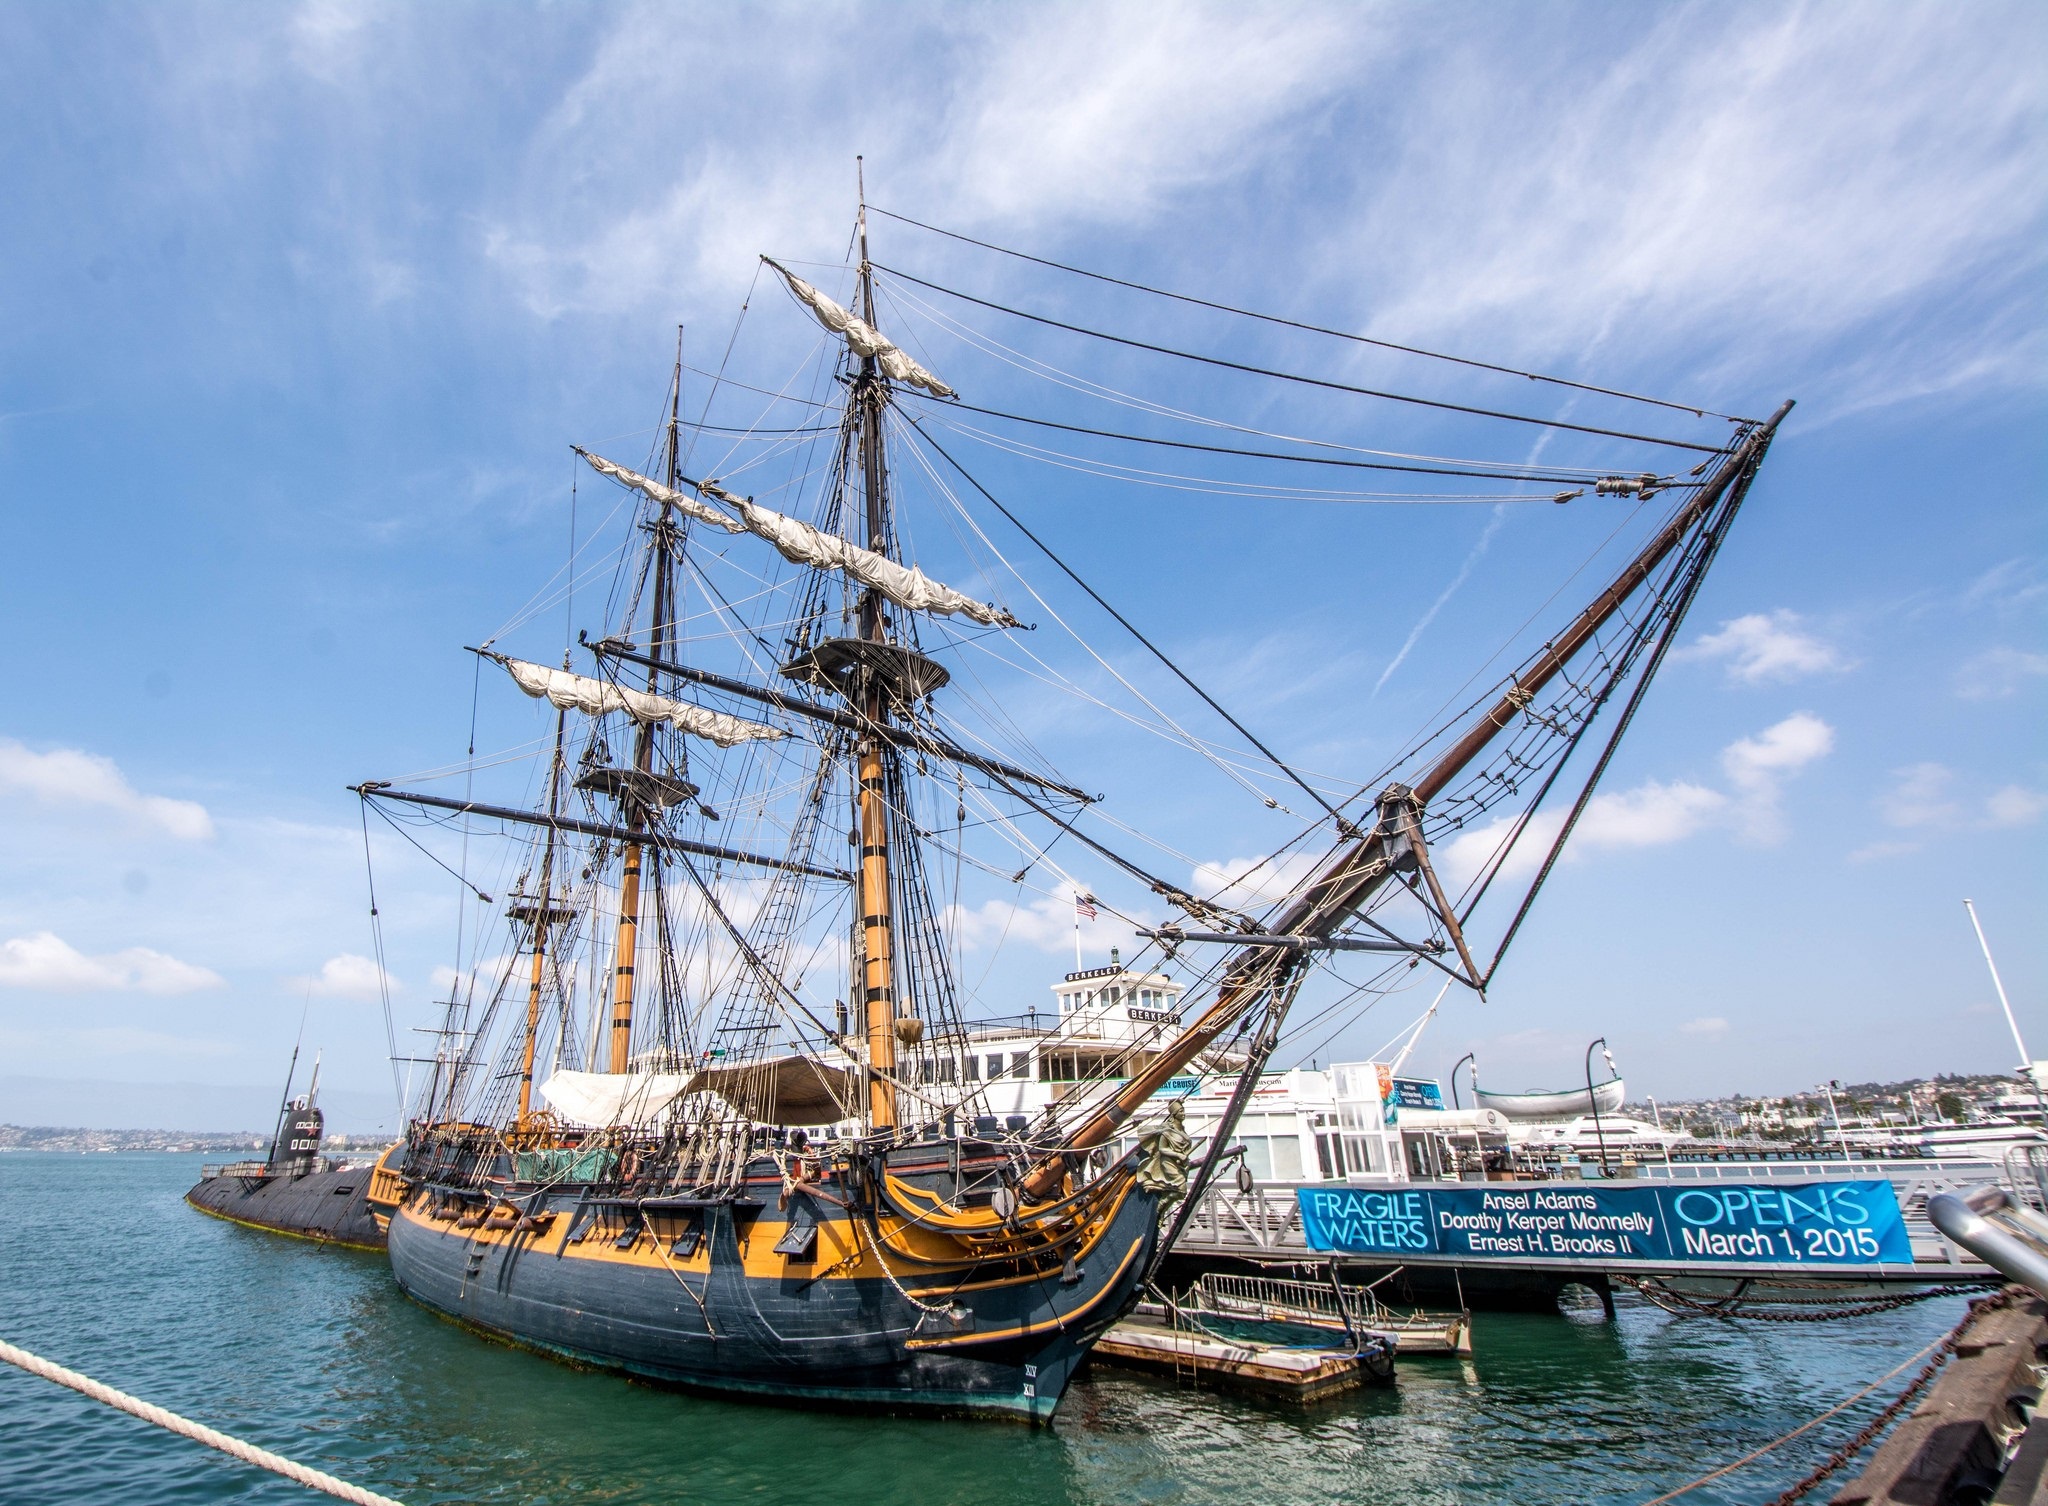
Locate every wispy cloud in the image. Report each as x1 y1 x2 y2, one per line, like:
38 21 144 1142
1340 5 2046 411
1986 786 2048 829
1875 763 2044 834
290 953 396 1000
1955 647 2048 701
1720 712 1836 843
1372 506 1508 697
1678 611 1848 684
0 738 213 840
0 931 223 994
1680 1016 1729 1037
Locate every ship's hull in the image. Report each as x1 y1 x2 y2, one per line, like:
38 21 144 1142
185 1165 386 1251
385 1155 1158 1422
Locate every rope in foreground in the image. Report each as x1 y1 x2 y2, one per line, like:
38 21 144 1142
0 1338 404 1506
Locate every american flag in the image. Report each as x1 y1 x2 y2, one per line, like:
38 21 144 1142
1074 894 1098 922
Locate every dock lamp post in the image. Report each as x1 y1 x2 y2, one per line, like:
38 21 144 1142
1450 1052 1476 1110
1586 1038 1613 1177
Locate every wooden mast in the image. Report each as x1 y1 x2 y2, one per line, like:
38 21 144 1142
853 187 900 1132
1021 401 1792 1196
514 701 569 1125
605 345 685 1074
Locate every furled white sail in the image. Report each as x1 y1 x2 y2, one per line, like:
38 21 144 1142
733 498 1021 628
763 258 956 399
497 657 786 747
575 449 745 534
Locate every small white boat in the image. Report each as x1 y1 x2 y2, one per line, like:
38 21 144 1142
1475 1076 1626 1121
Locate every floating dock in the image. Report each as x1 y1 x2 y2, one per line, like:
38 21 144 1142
1092 1317 1394 1401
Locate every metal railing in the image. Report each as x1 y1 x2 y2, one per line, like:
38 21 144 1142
1927 1185 2048 1296
1169 1159 2037 1276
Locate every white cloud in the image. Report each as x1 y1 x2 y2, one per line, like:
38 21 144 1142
1442 713 1830 882
1679 611 1847 684
1721 712 1834 842
293 953 396 1000
429 953 517 998
1679 1016 1729 1037
1442 780 1725 886
1846 839 1919 864
0 738 213 840
1987 786 2048 829
1955 647 2048 701
948 889 1096 955
0 931 223 994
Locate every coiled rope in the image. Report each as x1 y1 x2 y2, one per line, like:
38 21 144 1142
0 1338 404 1506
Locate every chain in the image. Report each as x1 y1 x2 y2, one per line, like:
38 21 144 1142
1616 1275 1995 1323
1639 1287 2022 1505
1762 1287 2018 1505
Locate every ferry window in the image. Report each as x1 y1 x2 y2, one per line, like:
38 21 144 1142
986 1055 1005 1080
1316 1134 1342 1179
1231 1136 1273 1180
1010 1052 1031 1078
965 1056 979 1081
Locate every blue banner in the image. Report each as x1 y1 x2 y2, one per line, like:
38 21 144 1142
1296 1180 1912 1267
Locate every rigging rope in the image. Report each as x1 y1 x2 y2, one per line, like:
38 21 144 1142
873 263 1724 454
0 1339 406 1506
924 400 1616 487
866 205 1750 424
908 418 1350 831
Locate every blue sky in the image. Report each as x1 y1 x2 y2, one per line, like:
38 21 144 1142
0 2 2041 1131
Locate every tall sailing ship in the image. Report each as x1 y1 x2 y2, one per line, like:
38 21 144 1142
356 198 1789 1419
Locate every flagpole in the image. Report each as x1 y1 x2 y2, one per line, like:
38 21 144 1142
1074 898 1084 971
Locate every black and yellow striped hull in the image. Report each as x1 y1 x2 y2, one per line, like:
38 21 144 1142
385 1150 1158 1422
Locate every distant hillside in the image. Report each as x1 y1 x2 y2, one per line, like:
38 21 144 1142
0 1076 402 1136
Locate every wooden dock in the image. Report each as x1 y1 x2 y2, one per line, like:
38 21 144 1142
1093 1317 1394 1401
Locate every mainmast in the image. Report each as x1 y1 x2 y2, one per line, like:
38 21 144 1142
605 341 686 1074
852 194 901 1132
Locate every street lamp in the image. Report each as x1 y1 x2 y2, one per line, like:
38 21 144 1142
1586 1037 1613 1177
1450 1052 1476 1110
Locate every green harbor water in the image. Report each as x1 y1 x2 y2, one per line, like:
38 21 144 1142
0 1152 1974 1505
